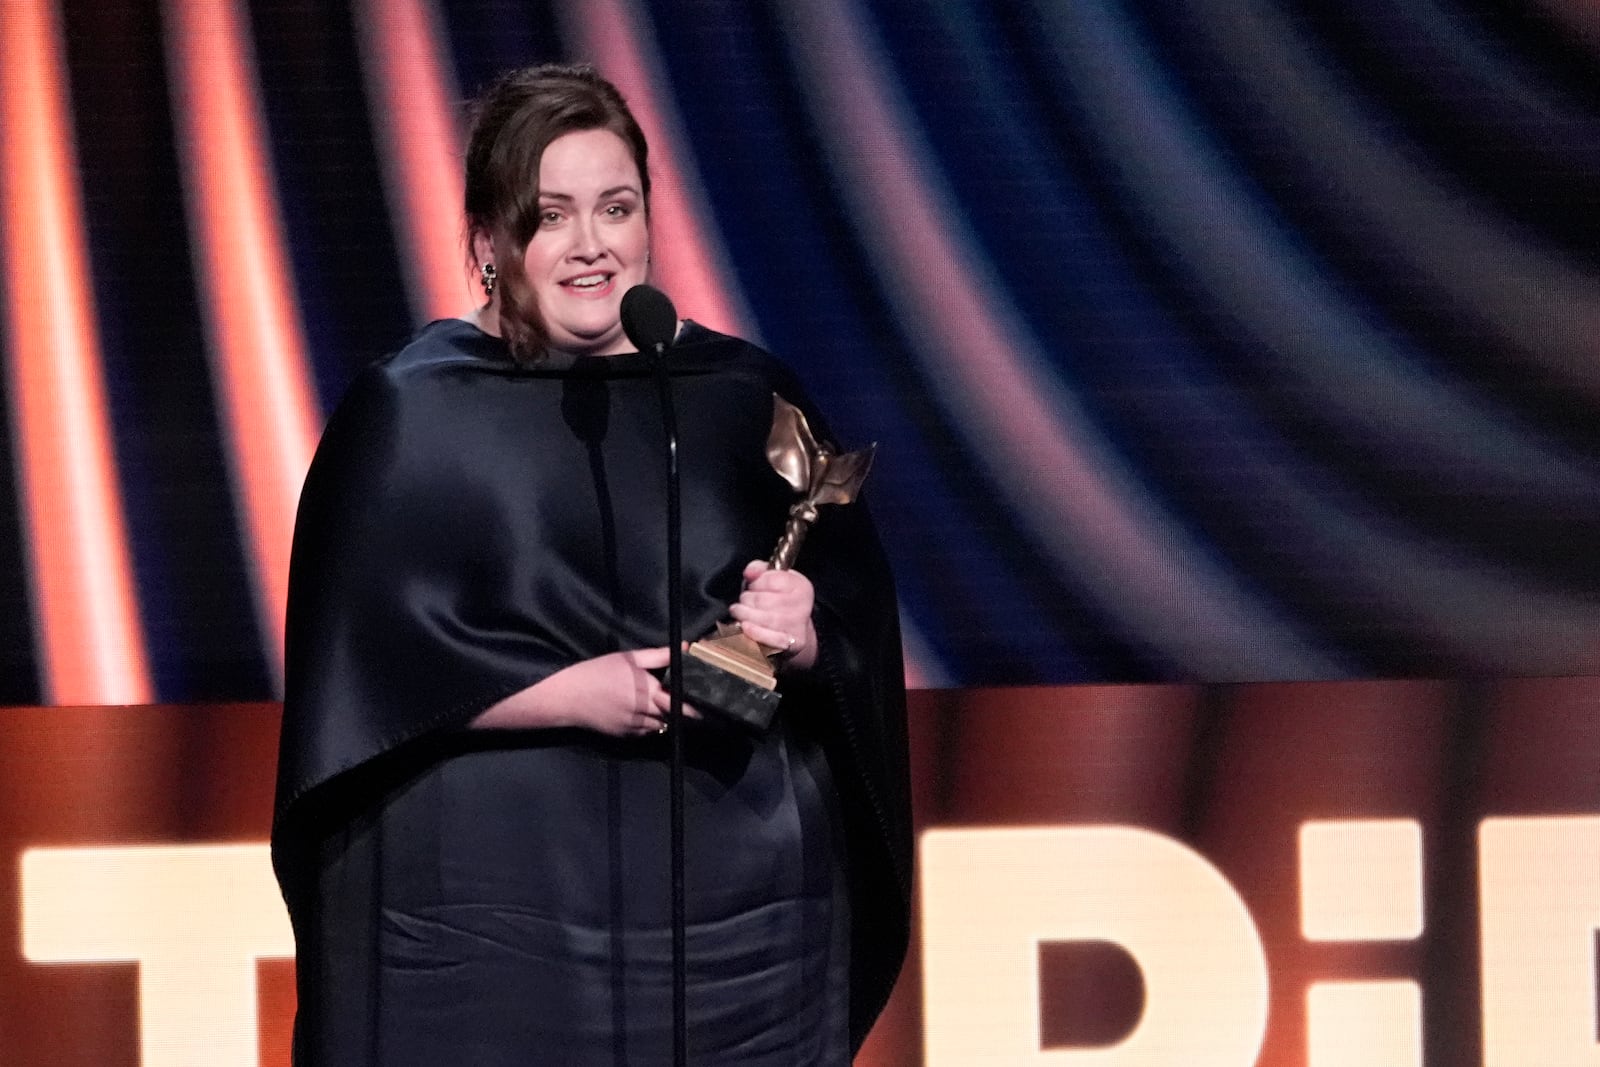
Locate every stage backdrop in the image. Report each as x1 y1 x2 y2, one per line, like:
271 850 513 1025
5 0 1600 705
2 681 1599 1066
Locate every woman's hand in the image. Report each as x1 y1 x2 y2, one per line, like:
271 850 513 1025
728 560 818 671
473 647 700 736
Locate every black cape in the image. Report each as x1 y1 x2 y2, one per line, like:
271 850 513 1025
271 319 911 1059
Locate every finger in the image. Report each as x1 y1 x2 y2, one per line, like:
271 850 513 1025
739 581 811 609
738 619 794 652
727 604 784 633
730 605 805 640
650 693 703 727
650 679 705 719
747 567 810 594
625 646 673 670
742 559 768 584
744 572 794 595
731 592 790 614
739 585 784 607
728 608 786 640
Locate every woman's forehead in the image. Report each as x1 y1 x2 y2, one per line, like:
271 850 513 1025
536 129 641 197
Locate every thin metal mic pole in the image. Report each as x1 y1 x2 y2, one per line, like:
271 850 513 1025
652 339 688 1067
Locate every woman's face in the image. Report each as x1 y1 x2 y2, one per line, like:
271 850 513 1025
520 127 650 356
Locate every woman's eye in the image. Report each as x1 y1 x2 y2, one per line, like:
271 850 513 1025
540 210 563 226
605 203 629 218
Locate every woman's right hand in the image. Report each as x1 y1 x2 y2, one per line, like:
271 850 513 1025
472 647 700 736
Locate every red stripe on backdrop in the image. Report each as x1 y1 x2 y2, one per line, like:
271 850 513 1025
558 0 754 339
353 0 471 324
0 0 152 704
162 0 322 690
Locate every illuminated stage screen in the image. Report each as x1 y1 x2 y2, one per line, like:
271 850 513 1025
4 681 1598 1066
4 2 1600 704
3 1 1600 1065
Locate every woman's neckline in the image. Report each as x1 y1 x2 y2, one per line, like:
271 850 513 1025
452 309 687 357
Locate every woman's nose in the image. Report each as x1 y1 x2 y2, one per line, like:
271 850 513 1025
570 220 606 260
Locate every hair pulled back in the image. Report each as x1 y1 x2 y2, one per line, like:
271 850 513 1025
465 63 650 363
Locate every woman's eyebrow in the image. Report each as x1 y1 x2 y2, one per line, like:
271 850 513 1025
538 185 640 202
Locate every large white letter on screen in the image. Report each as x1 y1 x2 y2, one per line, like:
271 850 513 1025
1480 816 1600 1067
1300 819 1425 1067
921 825 1268 1066
20 843 293 1067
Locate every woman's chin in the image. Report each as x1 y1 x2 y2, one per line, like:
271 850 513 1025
551 328 630 357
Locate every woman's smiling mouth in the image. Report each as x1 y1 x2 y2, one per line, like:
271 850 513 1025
563 272 613 293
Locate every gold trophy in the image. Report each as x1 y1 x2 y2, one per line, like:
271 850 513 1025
676 394 876 730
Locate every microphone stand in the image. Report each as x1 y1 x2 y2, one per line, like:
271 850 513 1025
650 338 688 1067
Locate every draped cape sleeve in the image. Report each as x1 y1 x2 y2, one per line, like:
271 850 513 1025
270 319 911 1050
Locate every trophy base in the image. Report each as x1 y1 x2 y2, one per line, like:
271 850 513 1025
674 652 781 731
666 625 781 730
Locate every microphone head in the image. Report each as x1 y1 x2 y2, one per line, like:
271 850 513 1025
620 284 678 352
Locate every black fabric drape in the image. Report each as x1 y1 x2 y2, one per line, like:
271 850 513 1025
271 318 910 1055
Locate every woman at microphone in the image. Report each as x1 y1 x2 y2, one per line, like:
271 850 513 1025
271 63 910 1065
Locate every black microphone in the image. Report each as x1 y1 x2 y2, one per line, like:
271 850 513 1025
624 279 690 1067
621 283 678 353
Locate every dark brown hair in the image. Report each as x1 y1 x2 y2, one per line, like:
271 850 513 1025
464 64 651 363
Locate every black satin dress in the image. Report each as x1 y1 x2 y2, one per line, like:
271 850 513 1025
272 320 911 1066
363 716 848 1064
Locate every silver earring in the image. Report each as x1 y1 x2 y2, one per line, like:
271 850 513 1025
480 262 498 297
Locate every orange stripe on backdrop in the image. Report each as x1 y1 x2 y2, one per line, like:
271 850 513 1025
559 0 754 339
353 0 471 323
0 0 152 704
162 0 322 690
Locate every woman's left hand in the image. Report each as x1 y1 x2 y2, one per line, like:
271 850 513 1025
728 560 818 671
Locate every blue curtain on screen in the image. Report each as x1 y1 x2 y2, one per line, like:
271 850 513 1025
3 0 1599 702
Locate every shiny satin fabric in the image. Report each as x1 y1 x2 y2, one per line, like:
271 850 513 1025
271 319 911 1060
